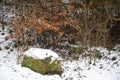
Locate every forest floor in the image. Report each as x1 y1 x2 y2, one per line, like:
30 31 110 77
0 24 120 80
0 5 120 80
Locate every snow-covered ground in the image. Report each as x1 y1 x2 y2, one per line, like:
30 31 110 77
0 24 120 80
62 47 120 80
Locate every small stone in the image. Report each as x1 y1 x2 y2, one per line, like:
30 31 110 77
13 43 18 48
5 37 9 41
10 49 14 52
100 66 103 69
93 63 96 66
112 57 117 61
1 33 5 35
0 47 2 51
5 46 10 50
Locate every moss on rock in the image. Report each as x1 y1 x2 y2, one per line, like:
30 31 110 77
70 45 83 59
22 56 62 75
71 45 83 54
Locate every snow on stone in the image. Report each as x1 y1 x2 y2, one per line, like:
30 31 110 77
23 48 59 62
62 0 69 3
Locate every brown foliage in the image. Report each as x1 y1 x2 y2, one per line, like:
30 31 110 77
11 0 119 51
12 0 80 48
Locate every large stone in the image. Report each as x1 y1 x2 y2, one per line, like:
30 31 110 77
21 48 62 75
22 56 62 75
